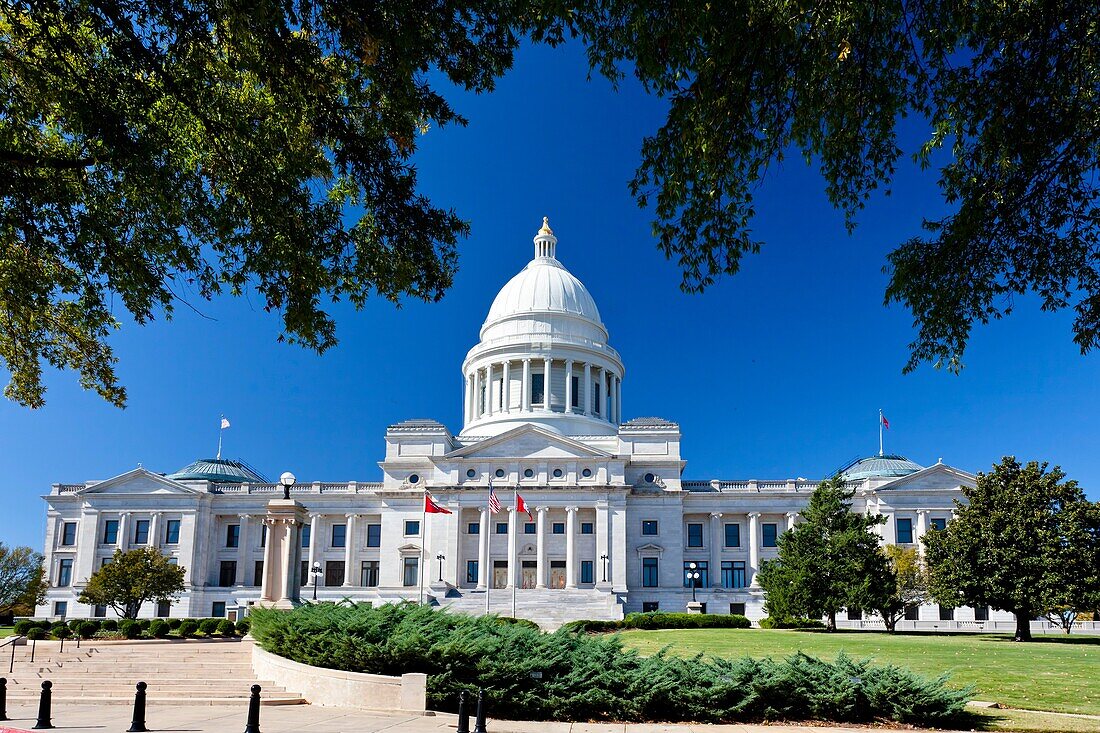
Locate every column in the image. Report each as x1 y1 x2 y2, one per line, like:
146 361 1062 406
502 361 511 413
343 513 357 586
583 363 592 416
307 513 321 588
117 512 131 551
542 358 552 411
450 505 462 587
477 507 489 589
74 508 99 584
236 514 250 586
481 367 490 416
149 512 162 549
565 361 573 413
595 502 610 587
786 512 799 531
506 508 517 588
485 364 494 416
565 506 578 589
521 359 531 412
709 513 723 587
748 513 761 587
260 518 276 597
616 375 622 423
596 367 605 417
466 374 475 423
535 507 548 588
916 510 928 557
280 518 298 603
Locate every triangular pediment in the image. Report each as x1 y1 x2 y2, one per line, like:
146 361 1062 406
444 425 611 461
81 468 200 495
636 543 665 555
878 463 976 491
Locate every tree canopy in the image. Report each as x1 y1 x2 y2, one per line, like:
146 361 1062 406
924 457 1100 641
874 545 928 632
78 547 186 618
0 543 46 617
5 0 1100 406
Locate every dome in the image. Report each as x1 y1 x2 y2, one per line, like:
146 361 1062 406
840 454 923 481
482 257 603 333
167 458 268 483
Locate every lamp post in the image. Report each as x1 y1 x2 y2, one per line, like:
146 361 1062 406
685 562 700 603
436 554 445 582
310 562 322 601
279 471 296 500
600 554 609 583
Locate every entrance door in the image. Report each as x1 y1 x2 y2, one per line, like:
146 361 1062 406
521 561 536 589
549 560 566 589
493 560 508 589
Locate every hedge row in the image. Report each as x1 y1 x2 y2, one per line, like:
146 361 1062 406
250 602 971 726
759 616 827 629
561 611 753 633
15 617 251 640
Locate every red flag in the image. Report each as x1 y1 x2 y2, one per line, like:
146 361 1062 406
515 493 533 522
881 414 890 430
425 492 452 514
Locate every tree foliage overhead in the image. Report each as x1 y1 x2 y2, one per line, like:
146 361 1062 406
0 543 46 614
924 456 1100 641
77 547 186 618
875 545 928 632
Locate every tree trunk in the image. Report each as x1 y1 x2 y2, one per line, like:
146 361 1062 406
826 610 837 631
1013 611 1032 642
885 615 897 633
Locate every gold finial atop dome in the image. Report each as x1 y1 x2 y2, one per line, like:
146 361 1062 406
538 216 553 236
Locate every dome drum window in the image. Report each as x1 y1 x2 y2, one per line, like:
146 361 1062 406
552 468 564 479
523 468 535 479
495 468 505 478
407 474 420 485
466 468 476 479
643 472 656 484
581 467 593 478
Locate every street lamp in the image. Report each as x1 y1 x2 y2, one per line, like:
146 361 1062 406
600 554 609 582
685 562 701 603
436 553 445 582
279 471 296 500
310 562 322 601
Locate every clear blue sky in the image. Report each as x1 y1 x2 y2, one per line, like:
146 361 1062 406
2 41 1098 550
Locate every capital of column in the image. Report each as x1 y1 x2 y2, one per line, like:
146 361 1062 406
536 506 549 515
309 513 322 520
566 506 579 514
785 512 799 518
345 513 358 519
917 509 928 517
710 512 723 519
238 513 251 520
747 511 761 519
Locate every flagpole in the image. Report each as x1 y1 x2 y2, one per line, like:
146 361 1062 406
879 409 884 456
216 415 224 460
484 503 491 615
511 487 517 619
419 493 427 605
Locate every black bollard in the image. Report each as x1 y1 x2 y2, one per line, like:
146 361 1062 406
456 690 469 733
32 680 53 729
243 684 261 733
1 677 7 722
472 689 487 733
127 681 148 732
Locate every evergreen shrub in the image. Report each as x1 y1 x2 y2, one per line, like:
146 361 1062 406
119 620 142 639
216 619 236 635
50 622 72 639
177 620 198 637
198 618 220 635
77 621 100 638
148 619 170 638
167 618 183 629
101 619 119 631
561 612 753 633
13 620 33 636
235 618 251 635
136 619 152 630
26 628 45 641
759 616 827 629
250 603 970 725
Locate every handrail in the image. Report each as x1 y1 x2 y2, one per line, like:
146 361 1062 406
3 634 24 673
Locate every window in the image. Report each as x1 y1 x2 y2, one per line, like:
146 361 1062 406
938 604 955 621
93 604 107 618
581 522 593 534
552 522 565 534
721 561 746 589
724 523 741 547
165 519 180 545
156 600 171 618
405 520 420 536
102 520 119 545
495 522 508 534
253 561 264 587
324 560 344 587
593 381 601 414
570 376 580 407
687 523 704 547
641 520 659 536
531 373 545 405
524 522 536 535
683 561 708 588
581 467 592 478
134 519 150 545
403 557 419 587
642 557 659 587
212 602 226 618
974 605 989 621
332 524 347 548
260 525 267 547
642 601 659 613
219 561 237 587
729 603 746 616
466 560 479 584
847 608 863 621
468 522 480 534
762 523 778 547
407 473 420 484
904 604 920 621
361 561 379 587
61 522 77 546
467 468 476 479
57 558 73 587
580 560 594 584
495 468 505 478
168 557 178 565
302 561 310 587
301 525 311 548
930 517 947 531
524 468 534 478
54 601 68 618
896 517 914 544
226 524 240 548
553 468 563 478
366 523 381 547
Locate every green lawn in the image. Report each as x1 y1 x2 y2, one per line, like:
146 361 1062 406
618 629 1100 718
0 626 12 638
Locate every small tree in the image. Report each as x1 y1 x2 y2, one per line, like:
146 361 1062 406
875 546 928 632
758 476 893 631
78 548 185 619
0 544 47 618
925 457 1100 641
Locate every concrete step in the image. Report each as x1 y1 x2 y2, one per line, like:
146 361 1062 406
4 693 306 706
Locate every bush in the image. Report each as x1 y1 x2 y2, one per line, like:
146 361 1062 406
495 617 541 631
167 618 183 629
198 618 220 635
148 619 171 638
50 622 72 639
759 616 827 630
216 619 236 636
561 612 753 633
136 619 152 630
101 619 119 631
77 621 100 638
235 618 251 635
13 620 34 636
119 620 142 639
26 627 45 641
250 603 971 726
177 620 198 637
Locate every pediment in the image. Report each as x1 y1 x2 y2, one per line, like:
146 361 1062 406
444 425 610 461
397 543 422 554
636 543 665 555
879 463 976 491
81 468 200 495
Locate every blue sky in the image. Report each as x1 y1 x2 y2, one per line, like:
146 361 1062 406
2 41 1097 550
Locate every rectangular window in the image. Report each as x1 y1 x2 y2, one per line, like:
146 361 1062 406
495 522 508 534
219 561 237 587
642 557 659 587
466 560 479 584
571 376 580 407
468 522 480 534
332 524 347 548
57 558 73 587
54 601 68 618
531 373 545 405
253 560 264 587
581 522 593 535
325 560 344 587
683 561 708 588
133 519 150 545
724 523 741 547
366 523 381 547
361 561 379 587
102 519 119 545
729 603 746 616
164 519 180 545
405 520 420 536
260 525 267 547
896 517 914 544
157 600 171 618
974 605 989 621
302 561 310 587
61 522 77 546
904 604 920 620
212 601 226 618
938 604 955 621
762 523 778 547
642 601 659 613
552 522 565 534
641 520 659 536
403 557 419 587
687 523 703 547
301 525 311 548
93 604 107 618
930 517 947 531
847 608 863 621
580 560 594 584
593 381 601 415
524 522 536 534
720 560 746 589
226 524 240 548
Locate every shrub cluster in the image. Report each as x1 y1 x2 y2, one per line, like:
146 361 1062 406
250 603 970 726
13 616 244 640
759 616 827 630
562 612 753 633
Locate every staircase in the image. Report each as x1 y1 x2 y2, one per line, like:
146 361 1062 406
435 588 625 630
3 638 304 705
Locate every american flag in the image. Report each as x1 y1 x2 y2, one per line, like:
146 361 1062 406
488 477 502 513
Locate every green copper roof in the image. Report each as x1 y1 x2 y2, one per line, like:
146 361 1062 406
840 454 923 481
167 458 268 483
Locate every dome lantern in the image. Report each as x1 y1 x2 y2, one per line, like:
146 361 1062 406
534 216 557 259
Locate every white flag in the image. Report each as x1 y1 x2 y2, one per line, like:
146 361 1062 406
220 417 231 429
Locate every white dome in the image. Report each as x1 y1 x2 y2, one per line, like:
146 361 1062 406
483 257 603 331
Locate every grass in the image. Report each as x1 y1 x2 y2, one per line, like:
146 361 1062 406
971 708 1100 733
0 626 13 638
618 629 1100 718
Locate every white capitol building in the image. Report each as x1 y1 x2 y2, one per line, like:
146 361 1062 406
38 219 998 627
